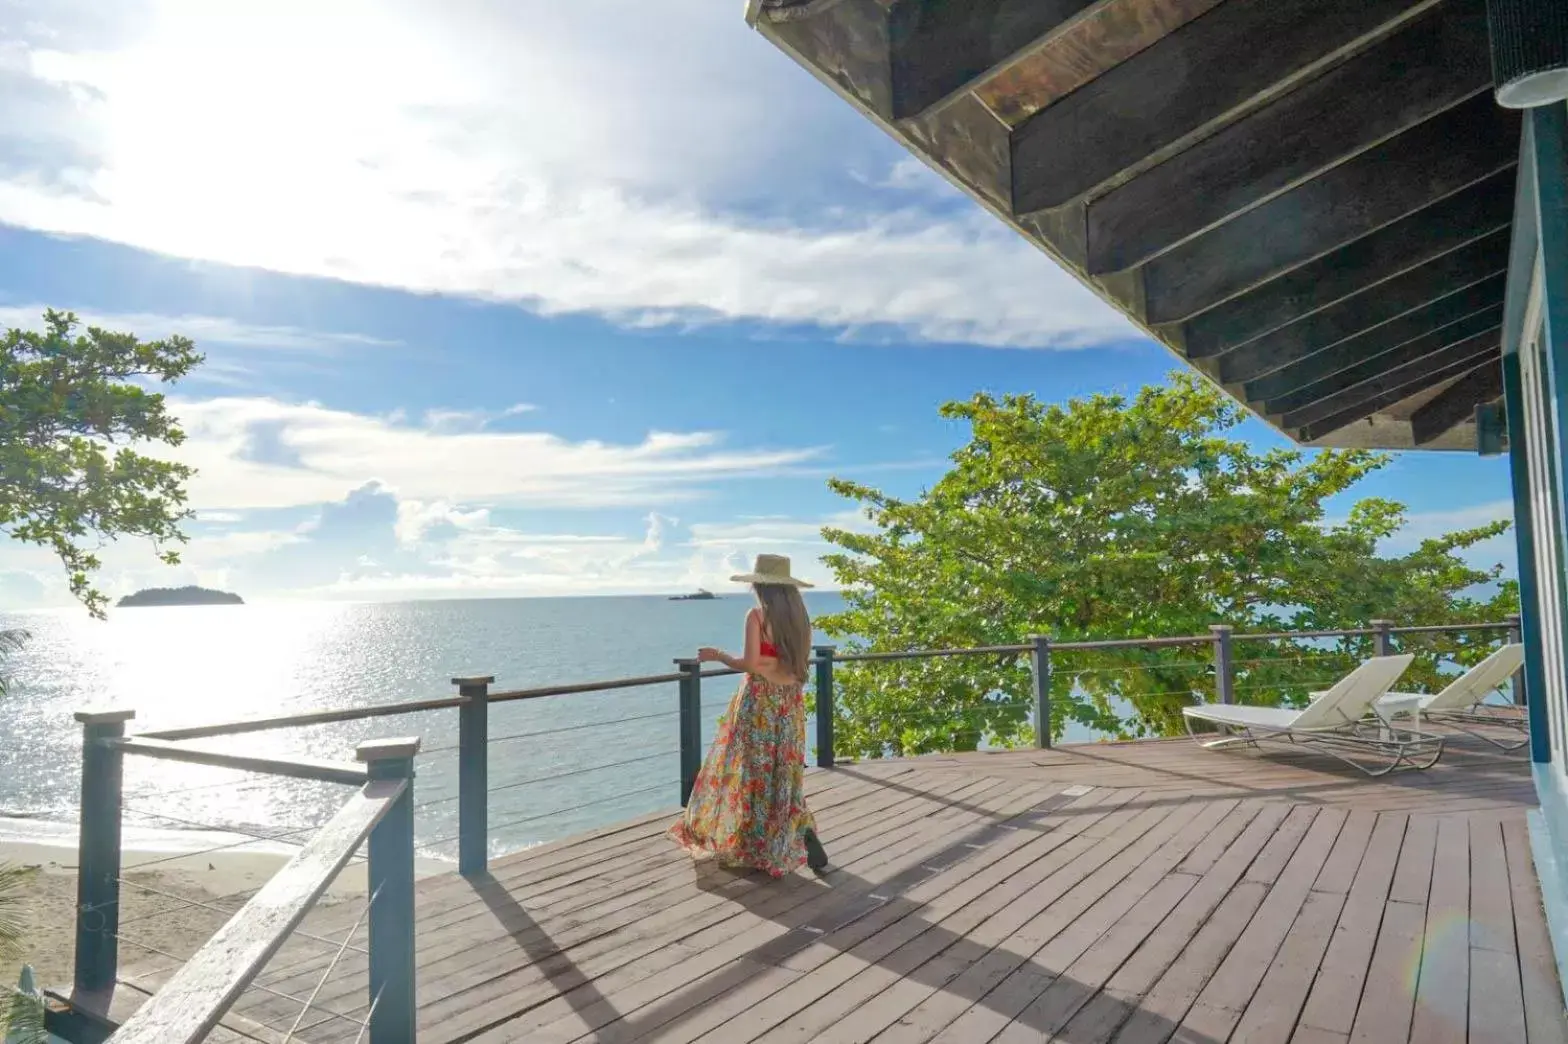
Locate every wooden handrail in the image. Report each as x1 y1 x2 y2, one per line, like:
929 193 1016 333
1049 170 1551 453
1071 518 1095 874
111 737 370 785
139 695 469 741
108 778 407 1044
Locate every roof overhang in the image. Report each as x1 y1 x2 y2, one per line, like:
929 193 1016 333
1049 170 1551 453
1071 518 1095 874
748 0 1522 451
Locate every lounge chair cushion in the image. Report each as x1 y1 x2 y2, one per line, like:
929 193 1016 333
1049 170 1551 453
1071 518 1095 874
1183 704 1312 729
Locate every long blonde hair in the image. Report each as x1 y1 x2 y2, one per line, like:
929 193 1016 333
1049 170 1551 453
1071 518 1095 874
755 583 811 682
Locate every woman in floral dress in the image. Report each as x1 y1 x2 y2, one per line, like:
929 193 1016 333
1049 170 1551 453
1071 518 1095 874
669 553 829 875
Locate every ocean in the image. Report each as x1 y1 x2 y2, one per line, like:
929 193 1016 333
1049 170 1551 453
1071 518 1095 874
0 592 1120 864
0 592 858 863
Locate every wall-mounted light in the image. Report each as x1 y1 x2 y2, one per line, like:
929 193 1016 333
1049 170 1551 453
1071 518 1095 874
1477 401 1508 456
1488 0 1568 108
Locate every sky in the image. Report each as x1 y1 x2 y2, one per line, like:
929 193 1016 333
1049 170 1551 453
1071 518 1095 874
0 0 1518 608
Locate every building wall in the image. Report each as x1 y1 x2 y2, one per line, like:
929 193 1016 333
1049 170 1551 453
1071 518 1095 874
1511 100 1568 1005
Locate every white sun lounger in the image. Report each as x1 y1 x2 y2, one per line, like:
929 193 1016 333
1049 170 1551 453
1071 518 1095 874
1182 654 1441 776
1375 643 1527 751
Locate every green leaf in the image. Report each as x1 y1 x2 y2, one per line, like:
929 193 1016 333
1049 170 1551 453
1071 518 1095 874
1 310 201 618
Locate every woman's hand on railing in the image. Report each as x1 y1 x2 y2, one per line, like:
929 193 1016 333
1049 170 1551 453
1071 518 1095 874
698 647 749 672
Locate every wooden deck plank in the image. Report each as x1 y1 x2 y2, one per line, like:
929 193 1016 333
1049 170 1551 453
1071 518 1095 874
413 774 1027 1044
1502 817 1568 1044
1226 888 1347 1044
486 780 1091 1044
1409 814 1471 1044
429 774 1066 1044
876 800 1208 1044
607 786 1144 1044
1298 813 1408 1036
802 799 1242 1044
114 735 1561 1044
1389 814 1439 906
1161 806 1346 1041
689 793 1199 1044
1347 898 1425 1042
247 768 953 1034
1469 817 1526 1044
1311 807 1377 897
271 768 966 1035
571 788 1135 1044
1050 801 1293 1043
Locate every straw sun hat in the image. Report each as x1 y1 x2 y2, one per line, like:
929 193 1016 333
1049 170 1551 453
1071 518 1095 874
730 553 814 588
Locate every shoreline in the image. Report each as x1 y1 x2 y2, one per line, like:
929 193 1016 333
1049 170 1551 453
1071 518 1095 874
1 817 454 990
0 815 454 889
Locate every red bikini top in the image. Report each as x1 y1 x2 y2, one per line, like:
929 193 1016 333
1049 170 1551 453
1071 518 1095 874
760 639 779 658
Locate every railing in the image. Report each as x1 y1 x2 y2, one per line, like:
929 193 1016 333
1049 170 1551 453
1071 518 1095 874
57 711 420 1043
49 613 1523 1043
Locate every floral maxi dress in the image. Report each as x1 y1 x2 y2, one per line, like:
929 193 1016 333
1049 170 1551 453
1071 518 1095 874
668 673 817 877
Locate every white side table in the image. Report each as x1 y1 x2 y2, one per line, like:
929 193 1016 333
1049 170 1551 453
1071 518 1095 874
1374 694 1424 741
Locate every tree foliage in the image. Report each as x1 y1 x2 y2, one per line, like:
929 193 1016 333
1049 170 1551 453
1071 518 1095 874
1 310 202 617
818 373 1517 757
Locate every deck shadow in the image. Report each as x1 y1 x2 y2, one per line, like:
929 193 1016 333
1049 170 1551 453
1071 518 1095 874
588 792 1223 1044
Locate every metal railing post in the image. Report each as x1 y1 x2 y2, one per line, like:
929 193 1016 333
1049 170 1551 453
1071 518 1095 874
1030 635 1053 750
1210 625 1235 704
359 738 420 1044
73 708 134 1013
676 660 703 806
1506 613 1527 707
453 675 492 878
1371 619 1395 657
813 646 836 769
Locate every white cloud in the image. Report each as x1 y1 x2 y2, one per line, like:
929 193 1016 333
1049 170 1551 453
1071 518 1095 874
0 485 861 607
0 0 1134 350
421 404 536 433
393 499 490 548
164 395 825 511
688 510 873 550
0 304 396 351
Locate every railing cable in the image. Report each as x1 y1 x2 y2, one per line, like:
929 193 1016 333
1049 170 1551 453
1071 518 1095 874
110 934 371 1031
285 884 381 1043
112 876 368 955
423 779 674 850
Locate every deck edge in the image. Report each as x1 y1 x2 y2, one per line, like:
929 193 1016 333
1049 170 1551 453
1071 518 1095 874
1529 760 1568 1012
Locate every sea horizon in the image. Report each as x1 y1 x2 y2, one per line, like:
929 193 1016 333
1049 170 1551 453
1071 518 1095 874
0 592 860 863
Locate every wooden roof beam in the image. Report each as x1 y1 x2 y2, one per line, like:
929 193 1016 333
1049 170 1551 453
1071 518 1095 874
1178 174 1515 358
967 0 1226 128
1255 306 1502 414
1298 351 1502 442
1141 94 1520 324
1411 360 1506 445
1232 274 1506 389
1222 267 1507 388
1010 0 1437 215
1278 330 1500 429
1083 1 1492 274
887 0 1102 121
1201 231 1507 374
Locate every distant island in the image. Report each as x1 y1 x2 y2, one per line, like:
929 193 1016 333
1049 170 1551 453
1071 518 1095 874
116 586 245 608
668 589 717 602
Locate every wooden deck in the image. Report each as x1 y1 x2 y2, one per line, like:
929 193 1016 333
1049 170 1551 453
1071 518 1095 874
122 734 1568 1043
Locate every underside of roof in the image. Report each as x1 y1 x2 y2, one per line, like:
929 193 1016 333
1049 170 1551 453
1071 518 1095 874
748 0 1517 451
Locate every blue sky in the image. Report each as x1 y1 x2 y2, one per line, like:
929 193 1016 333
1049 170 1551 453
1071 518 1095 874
0 0 1516 606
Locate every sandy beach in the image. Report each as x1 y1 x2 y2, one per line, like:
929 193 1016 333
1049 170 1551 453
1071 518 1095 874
0 823 452 993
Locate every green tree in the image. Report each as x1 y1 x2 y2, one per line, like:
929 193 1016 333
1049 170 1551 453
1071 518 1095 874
818 373 1516 757
1 310 202 617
